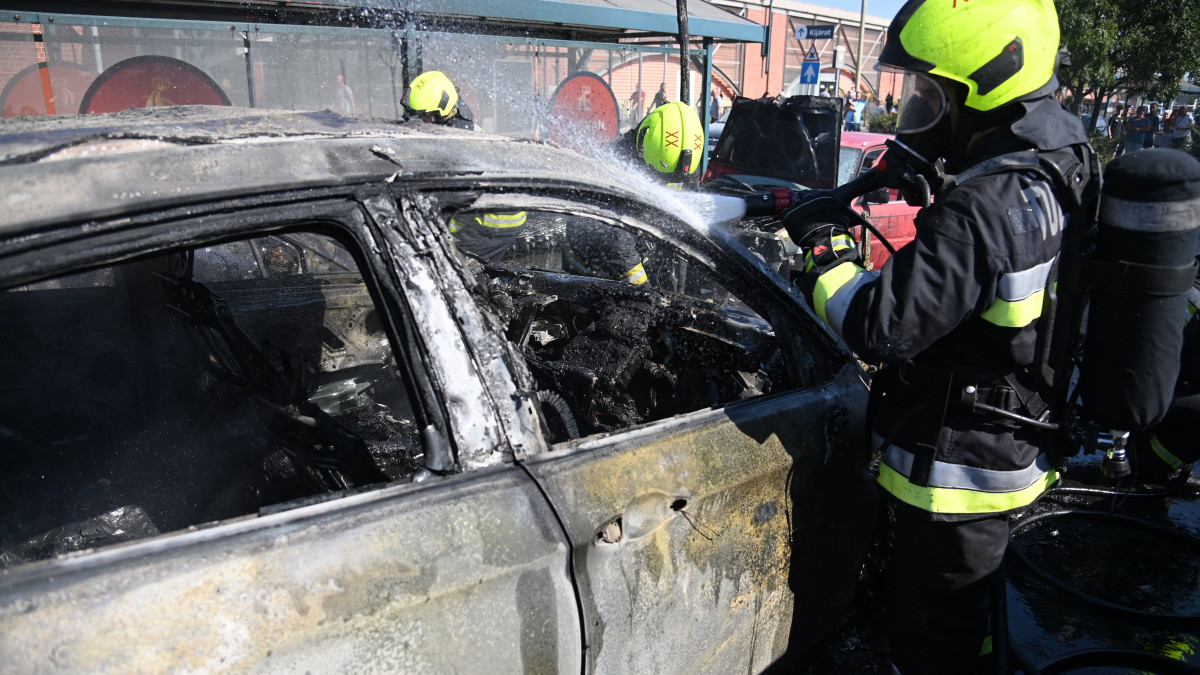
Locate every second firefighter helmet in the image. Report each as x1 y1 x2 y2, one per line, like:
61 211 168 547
636 101 704 178
878 0 1060 132
404 70 459 123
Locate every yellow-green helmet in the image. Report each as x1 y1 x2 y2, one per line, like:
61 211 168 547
636 102 704 176
878 0 1060 112
405 71 459 122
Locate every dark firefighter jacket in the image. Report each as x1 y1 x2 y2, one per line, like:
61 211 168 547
812 97 1091 519
1144 269 1200 471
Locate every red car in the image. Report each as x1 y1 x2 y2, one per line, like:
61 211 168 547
838 131 921 269
703 98 920 271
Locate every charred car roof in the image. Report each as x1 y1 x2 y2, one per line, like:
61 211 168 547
0 106 675 236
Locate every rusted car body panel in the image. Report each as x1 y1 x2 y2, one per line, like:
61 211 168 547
0 468 580 674
524 369 869 672
0 107 874 673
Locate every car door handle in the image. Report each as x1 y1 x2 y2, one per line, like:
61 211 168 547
596 491 689 544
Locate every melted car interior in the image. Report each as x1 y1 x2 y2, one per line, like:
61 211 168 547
453 207 797 441
0 231 421 569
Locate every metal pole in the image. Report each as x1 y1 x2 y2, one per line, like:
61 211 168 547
854 0 867 92
677 0 690 104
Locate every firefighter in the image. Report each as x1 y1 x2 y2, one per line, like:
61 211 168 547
562 102 705 285
1135 258 1200 488
609 101 705 190
781 0 1098 671
404 70 527 262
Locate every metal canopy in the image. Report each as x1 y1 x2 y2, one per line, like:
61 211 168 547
402 0 765 43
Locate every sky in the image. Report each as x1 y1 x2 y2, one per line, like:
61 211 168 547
817 0 907 22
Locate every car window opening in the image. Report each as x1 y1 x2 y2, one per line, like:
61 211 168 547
450 207 797 442
0 230 421 569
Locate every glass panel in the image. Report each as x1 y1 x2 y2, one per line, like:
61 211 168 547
0 22 60 117
35 22 246 114
249 29 405 118
455 207 792 441
0 230 420 569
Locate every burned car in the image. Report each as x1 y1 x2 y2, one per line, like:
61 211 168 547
0 107 875 673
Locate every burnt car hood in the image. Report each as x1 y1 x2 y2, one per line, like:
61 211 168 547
706 95 842 190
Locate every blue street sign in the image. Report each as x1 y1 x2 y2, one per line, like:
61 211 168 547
795 25 835 40
800 61 820 85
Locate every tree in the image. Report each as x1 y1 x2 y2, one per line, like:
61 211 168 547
1057 0 1200 132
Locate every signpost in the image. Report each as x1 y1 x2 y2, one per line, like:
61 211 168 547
794 24 835 40
800 45 822 96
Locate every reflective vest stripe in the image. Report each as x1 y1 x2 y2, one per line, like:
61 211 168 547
804 232 856 273
814 262 877 338
1184 287 1200 325
475 212 528 228
621 262 648 285
448 218 462 234
874 432 1059 514
878 462 1059 514
981 258 1055 328
1151 434 1185 470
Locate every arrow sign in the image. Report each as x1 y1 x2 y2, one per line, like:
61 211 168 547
805 45 820 62
796 25 835 40
800 61 820 85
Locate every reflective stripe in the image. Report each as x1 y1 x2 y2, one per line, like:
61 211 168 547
877 432 1055 492
1100 193 1200 232
621 262 648 285
980 290 1044 327
981 259 1054 328
878 462 1058 514
874 432 1059 514
566 248 647 285
475 211 527 229
448 218 461 234
1185 287 1200 326
1151 434 1185 470
980 636 993 656
814 263 877 338
804 233 856 273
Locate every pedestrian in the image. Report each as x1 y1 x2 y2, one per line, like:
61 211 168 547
1107 103 1127 156
885 91 895 113
843 100 857 132
782 0 1098 671
1170 105 1194 153
1126 105 1151 150
629 87 644 124
709 89 722 122
652 83 667 109
403 71 527 262
1148 102 1163 148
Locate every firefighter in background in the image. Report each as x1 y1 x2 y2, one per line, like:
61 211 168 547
404 70 527 262
565 102 705 284
781 0 1097 670
1135 259 1200 487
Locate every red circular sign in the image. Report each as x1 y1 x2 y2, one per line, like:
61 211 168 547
1 62 94 117
547 72 619 154
80 55 230 114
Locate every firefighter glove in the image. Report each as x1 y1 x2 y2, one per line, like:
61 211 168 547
799 223 860 276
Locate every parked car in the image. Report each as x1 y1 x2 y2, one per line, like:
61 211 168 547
1081 114 1108 134
838 131 922 269
0 106 876 673
703 96 920 272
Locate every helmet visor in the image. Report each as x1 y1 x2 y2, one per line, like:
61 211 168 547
895 72 948 134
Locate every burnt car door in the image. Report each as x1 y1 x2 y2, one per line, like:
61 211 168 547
0 195 580 673
428 189 878 672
